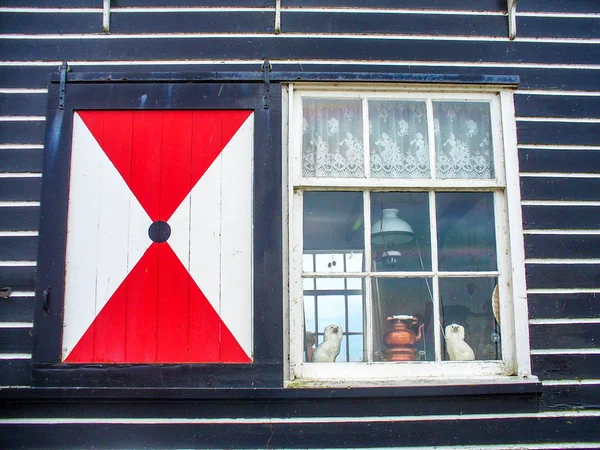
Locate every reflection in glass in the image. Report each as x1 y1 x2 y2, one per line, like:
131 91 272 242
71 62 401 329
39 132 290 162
302 98 364 178
303 191 364 254
369 100 430 178
303 278 365 363
440 278 501 361
436 192 497 272
371 192 431 272
433 101 494 179
372 277 434 362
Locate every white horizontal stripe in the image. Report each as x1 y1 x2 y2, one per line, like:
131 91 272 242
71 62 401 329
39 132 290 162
0 201 40 207
0 231 38 237
543 379 600 386
9 291 34 297
531 349 600 355
0 88 47 94
0 322 33 328
1 59 599 71
519 145 600 151
2 33 600 45
0 385 29 389
0 116 44 122
0 144 43 150
526 258 600 265
0 353 31 360
0 411 598 425
523 229 600 235
527 288 600 294
520 173 600 178
530 318 600 325
0 173 41 178
282 7 503 16
517 117 600 124
522 200 600 206
516 90 600 97
0 261 36 267
518 12 600 19
0 7 101 13
114 7 272 13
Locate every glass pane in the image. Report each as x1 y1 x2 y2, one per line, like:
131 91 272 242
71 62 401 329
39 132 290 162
304 277 365 363
302 255 314 290
302 98 364 178
436 192 497 272
372 277 434 362
440 278 501 361
434 101 494 179
303 191 364 254
369 100 430 178
371 192 431 272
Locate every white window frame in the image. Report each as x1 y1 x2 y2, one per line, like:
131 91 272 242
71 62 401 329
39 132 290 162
285 83 533 386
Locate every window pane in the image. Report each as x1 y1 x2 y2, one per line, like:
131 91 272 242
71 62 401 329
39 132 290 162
372 277 435 362
440 278 501 361
436 192 497 272
434 102 494 179
369 100 430 178
304 191 364 252
302 98 364 178
304 277 365 363
371 192 431 272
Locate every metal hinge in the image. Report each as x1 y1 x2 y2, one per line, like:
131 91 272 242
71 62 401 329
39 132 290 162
261 59 273 109
58 62 70 110
508 0 517 40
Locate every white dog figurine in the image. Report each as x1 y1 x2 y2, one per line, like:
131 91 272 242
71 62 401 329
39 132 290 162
312 324 343 363
445 323 475 361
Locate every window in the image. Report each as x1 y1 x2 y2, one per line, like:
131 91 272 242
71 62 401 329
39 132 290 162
288 85 530 383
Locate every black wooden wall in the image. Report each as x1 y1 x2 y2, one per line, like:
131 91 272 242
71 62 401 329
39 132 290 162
0 0 599 448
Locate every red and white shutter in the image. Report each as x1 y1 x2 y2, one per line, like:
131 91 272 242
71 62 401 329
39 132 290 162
62 110 253 363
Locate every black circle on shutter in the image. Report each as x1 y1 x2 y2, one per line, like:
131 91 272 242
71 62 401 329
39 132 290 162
148 221 171 243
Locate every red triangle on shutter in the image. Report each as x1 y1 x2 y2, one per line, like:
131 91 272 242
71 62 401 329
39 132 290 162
65 243 251 363
78 110 252 221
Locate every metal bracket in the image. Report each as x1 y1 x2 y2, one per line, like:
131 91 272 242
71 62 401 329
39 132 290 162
261 59 273 109
58 61 69 110
274 0 281 34
103 0 111 33
42 286 51 315
508 0 517 40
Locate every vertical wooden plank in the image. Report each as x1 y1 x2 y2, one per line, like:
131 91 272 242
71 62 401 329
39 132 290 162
92 111 133 362
219 113 253 359
125 111 163 361
156 112 193 362
188 110 223 360
62 113 102 361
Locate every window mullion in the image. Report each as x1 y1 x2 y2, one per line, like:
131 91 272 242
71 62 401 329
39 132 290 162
363 190 374 363
429 190 442 363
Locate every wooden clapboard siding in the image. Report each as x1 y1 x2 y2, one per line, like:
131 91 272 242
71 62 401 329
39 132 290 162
0 148 43 173
529 293 600 319
519 149 600 174
0 0 598 448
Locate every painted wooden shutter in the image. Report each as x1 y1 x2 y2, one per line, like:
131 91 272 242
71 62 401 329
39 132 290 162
61 110 253 364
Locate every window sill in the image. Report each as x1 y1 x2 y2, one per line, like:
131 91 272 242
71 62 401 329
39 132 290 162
285 375 541 394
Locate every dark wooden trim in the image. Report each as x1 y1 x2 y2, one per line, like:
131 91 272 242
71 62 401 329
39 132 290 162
32 81 283 388
0 378 541 401
50 71 520 86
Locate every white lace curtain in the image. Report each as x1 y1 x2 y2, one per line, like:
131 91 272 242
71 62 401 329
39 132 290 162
302 99 364 178
302 98 494 180
369 100 430 178
434 102 494 179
